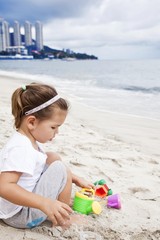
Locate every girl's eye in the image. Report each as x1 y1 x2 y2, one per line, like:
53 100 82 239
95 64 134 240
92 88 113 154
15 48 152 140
51 127 56 130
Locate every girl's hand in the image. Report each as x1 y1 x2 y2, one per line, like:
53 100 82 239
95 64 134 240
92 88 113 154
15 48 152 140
73 175 95 189
40 198 73 226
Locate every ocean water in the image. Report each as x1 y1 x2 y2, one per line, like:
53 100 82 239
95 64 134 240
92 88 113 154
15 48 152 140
0 59 160 120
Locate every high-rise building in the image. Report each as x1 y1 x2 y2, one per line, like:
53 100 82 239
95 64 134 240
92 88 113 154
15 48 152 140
35 21 43 51
0 18 44 54
0 18 6 51
24 21 32 46
4 21 10 50
13 20 21 52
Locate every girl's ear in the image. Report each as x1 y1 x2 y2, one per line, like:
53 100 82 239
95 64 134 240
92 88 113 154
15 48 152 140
26 116 37 130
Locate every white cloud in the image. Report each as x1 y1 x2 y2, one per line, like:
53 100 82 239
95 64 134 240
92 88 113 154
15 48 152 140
1 0 160 59
42 0 160 59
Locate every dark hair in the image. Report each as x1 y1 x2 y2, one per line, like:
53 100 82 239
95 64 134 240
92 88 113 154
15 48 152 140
11 83 69 129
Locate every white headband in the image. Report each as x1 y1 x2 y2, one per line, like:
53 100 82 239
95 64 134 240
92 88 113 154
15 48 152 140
25 95 60 115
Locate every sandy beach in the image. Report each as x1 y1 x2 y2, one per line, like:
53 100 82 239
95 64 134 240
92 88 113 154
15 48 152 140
0 75 160 240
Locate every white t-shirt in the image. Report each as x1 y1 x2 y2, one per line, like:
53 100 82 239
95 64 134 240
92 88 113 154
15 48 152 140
0 132 47 219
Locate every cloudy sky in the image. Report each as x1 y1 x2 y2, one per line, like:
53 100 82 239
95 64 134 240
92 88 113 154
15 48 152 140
1 0 160 59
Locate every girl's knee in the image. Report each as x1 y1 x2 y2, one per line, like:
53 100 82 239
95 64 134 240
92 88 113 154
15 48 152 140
46 152 61 165
50 160 66 171
49 161 67 180
48 161 72 189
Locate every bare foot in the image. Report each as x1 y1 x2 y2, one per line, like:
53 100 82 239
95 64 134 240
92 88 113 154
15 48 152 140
61 213 87 229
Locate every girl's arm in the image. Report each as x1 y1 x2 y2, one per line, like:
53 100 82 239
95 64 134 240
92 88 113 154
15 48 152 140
0 171 72 226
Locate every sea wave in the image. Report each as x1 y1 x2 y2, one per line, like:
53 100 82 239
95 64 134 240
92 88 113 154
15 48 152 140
1 69 160 96
0 63 160 120
122 85 160 94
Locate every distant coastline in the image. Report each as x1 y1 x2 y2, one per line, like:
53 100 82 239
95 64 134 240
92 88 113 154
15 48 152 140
31 44 98 60
0 33 98 60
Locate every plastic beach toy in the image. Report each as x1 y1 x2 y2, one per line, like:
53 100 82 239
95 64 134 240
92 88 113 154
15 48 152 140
94 179 106 186
94 179 113 198
106 194 121 209
73 188 102 215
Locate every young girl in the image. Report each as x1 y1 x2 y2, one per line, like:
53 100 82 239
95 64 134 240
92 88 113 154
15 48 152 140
0 83 93 229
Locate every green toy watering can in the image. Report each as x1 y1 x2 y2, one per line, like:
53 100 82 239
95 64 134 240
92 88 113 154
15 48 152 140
73 188 102 215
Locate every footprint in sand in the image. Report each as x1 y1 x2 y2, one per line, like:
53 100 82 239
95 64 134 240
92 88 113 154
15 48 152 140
108 158 122 167
128 187 158 201
70 160 86 167
131 230 160 240
129 187 149 194
149 159 159 165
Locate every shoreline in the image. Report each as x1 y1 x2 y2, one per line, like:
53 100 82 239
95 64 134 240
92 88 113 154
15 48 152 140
1 69 160 122
0 74 160 239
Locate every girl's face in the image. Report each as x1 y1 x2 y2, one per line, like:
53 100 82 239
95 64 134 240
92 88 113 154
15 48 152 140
30 108 67 143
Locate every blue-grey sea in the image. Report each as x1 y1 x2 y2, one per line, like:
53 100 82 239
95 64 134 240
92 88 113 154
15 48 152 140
0 59 160 120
